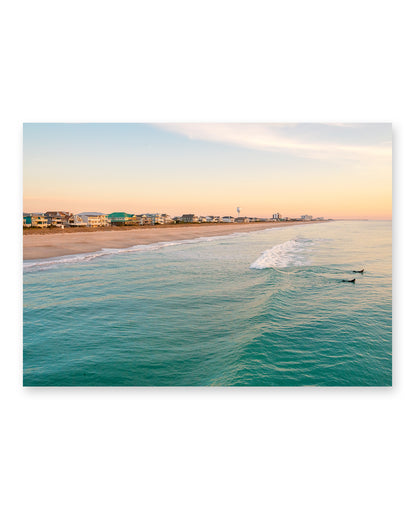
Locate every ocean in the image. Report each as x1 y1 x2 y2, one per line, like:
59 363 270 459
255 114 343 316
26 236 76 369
23 221 392 386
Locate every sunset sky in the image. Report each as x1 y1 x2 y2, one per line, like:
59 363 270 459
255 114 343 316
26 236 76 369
23 123 392 219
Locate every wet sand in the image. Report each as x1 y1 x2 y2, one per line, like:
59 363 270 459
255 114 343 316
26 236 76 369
23 221 322 260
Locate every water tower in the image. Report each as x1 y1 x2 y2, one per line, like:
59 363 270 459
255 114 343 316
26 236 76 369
237 206 241 218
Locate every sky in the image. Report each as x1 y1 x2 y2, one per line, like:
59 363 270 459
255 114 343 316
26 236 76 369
23 123 392 219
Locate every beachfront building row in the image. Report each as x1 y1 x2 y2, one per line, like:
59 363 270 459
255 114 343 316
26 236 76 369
106 213 174 225
177 215 257 223
23 211 280 227
177 214 232 223
23 211 174 228
24 210 323 228
179 214 224 223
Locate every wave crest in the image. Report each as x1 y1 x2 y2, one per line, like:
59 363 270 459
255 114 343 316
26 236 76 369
250 238 313 270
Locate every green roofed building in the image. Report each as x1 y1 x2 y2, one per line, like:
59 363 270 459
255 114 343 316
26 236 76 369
107 212 134 224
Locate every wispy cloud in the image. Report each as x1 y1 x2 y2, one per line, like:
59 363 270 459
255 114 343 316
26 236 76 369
155 123 391 160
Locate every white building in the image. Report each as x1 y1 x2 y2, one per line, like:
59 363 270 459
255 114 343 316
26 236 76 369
142 213 172 225
206 216 220 223
161 214 174 224
70 213 110 227
69 214 87 226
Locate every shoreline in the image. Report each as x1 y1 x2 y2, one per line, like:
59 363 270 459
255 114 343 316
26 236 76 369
23 221 326 260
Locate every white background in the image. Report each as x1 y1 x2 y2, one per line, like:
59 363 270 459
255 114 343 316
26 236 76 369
1 1 414 519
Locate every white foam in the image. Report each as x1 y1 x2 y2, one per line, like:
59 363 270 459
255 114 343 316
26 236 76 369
250 238 313 269
23 232 252 273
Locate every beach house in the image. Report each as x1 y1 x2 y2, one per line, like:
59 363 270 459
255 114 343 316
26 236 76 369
222 216 235 223
135 214 151 225
24 213 49 228
69 214 88 226
44 213 64 227
181 214 199 223
23 213 32 227
77 212 110 227
128 215 142 225
45 211 73 227
161 214 174 224
144 213 163 225
107 212 134 225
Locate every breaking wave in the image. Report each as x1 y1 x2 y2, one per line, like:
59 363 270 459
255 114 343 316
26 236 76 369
250 238 314 269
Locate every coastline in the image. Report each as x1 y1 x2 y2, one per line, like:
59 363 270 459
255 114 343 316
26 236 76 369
23 221 324 260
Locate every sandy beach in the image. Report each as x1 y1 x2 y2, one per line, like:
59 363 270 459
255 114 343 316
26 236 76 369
23 221 323 260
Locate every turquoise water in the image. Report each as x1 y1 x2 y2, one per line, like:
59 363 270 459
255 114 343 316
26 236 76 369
23 221 392 386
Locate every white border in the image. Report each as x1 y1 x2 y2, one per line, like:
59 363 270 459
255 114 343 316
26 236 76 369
1 1 413 519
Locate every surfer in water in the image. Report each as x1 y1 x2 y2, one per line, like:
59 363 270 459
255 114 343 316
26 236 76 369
352 268 364 273
342 278 356 283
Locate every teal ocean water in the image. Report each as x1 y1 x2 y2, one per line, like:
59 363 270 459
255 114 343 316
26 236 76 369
23 221 392 386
